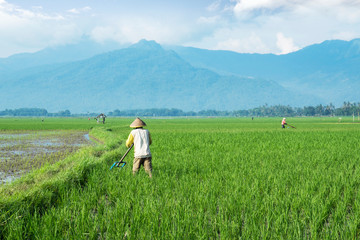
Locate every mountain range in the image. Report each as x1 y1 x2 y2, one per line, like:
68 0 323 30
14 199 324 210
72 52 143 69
0 38 359 113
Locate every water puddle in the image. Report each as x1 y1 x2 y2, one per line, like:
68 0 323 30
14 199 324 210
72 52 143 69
0 171 22 184
84 134 90 140
0 131 95 184
0 133 31 139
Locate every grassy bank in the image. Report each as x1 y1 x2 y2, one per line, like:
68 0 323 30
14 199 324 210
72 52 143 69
1 117 360 239
0 118 128 238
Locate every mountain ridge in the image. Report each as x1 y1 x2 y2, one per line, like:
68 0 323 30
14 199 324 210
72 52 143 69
1 39 358 112
169 38 360 105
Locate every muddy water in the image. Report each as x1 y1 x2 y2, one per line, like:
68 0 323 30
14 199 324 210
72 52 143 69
0 131 95 184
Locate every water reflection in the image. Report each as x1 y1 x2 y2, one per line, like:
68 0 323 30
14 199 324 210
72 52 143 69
0 131 95 184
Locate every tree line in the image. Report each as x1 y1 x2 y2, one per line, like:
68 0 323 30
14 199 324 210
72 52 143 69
109 102 360 117
1 102 360 117
0 108 71 117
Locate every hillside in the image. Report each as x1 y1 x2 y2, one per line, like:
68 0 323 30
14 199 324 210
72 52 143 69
0 38 126 72
169 39 360 105
0 40 316 113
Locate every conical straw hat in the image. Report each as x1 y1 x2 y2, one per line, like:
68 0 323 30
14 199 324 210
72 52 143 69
130 117 147 128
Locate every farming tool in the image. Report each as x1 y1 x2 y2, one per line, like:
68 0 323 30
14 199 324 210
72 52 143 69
110 144 134 170
287 124 296 129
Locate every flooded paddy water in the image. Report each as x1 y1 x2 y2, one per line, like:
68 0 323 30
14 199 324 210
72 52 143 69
0 131 95 184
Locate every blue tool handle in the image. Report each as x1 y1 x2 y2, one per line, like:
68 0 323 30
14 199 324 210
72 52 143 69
110 161 119 170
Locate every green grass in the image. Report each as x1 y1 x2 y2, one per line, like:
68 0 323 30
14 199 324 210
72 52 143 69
1 117 360 239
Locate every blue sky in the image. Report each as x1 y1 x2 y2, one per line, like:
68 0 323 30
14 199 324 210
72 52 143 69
1 0 360 57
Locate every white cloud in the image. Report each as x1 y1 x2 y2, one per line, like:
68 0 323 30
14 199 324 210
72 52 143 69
197 15 221 24
207 0 222 12
0 0 7 7
83 6 91 11
2 0 360 57
91 25 124 43
31 6 43 10
188 27 271 54
233 0 291 19
332 31 359 40
201 0 360 54
234 0 282 12
232 0 360 22
67 6 91 14
216 33 269 53
67 8 80 14
90 16 195 46
0 1 84 57
276 32 299 54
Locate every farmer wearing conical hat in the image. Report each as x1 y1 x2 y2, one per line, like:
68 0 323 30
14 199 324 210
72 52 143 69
126 118 153 178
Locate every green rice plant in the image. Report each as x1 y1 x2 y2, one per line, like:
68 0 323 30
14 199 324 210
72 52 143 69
1 117 360 239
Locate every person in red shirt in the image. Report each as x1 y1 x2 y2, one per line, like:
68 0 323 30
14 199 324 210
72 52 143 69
281 118 287 128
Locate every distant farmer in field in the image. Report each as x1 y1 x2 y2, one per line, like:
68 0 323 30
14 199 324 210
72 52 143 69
95 113 107 124
126 118 153 178
281 118 287 128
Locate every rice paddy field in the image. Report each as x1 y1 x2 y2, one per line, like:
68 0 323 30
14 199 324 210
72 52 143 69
1 117 360 239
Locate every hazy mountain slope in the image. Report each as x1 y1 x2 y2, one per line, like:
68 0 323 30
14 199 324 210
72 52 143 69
0 40 316 112
170 39 360 105
0 38 126 72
